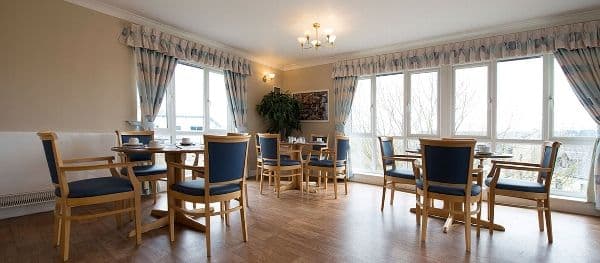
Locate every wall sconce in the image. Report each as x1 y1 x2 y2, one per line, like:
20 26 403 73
262 73 276 82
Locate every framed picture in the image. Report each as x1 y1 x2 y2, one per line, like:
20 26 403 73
293 90 329 122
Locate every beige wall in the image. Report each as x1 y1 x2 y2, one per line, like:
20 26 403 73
0 0 136 132
282 64 335 145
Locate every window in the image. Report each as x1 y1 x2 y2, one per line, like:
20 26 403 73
409 71 438 135
345 55 597 199
150 63 232 144
454 65 488 136
496 57 544 140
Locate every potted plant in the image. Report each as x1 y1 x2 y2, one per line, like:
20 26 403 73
256 91 301 137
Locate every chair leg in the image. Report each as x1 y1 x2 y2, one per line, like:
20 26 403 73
240 194 248 242
53 201 61 247
464 202 472 253
544 199 553 243
381 180 387 212
259 169 264 194
344 174 348 195
476 199 482 238
205 202 212 257
488 191 495 235
168 194 175 242
421 197 428 243
114 201 123 228
324 171 328 190
276 173 281 198
134 194 142 245
415 192 421 225
60 206 71 261
299 169 304 197
537 200 545 232
225 201 231 227
333 173 338 199
151 181 158 205
390 183 395 205
244 183 249 207
220 202 225 221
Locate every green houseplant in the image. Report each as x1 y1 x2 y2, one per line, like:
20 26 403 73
256 91 301 137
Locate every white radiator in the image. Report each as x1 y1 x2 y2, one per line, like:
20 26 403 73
0 190 55 208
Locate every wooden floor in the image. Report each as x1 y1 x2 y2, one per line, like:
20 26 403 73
1 181 599 262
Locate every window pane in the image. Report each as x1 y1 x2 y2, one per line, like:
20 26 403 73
454 66 488 136
175 64 204 132
376 74 404 136
208 71 228 130
410 71 438 135
154 98 167 129
346 79 372 134
552 143 593 198
495 143 541 182
349 137 375 172
553 59 597 137
497 57 543 139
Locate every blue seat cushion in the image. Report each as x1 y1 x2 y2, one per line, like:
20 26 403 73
386 167 415 179
485 177 546 193
120 164 167 177
171 179 241 196
308 160 345 167
417 179 481 196
55 177 133 198
264 159 301 166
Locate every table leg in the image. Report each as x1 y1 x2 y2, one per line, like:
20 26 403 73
409 207 505 231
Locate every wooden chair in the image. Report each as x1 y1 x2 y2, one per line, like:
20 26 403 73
228 133 250 207
417 138 481 252
38 131 142 261
485 141 561 243
378 136 420 213
306 135 350 199
115 130 167 204
167 134 250 257
258 133 304 197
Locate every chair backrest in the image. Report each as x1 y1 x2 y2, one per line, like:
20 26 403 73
257 133 280 160
204 135 250 184
115 130 154 162
37 131 63 185
420 138 475 187
538 141 561 185
378 136 395 166
310 134 329 150
334 135 350 161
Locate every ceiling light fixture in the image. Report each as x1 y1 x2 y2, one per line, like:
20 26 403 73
297 22 336 50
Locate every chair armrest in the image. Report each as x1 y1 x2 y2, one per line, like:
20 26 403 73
62 156 115 164
382 156 418 162
491 160 541 167
167 162 204 173
472 168 483 174
495 164 552 173
59 162 135 172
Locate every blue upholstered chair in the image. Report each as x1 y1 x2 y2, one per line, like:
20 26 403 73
417 138 481 252
378 136 420 213
485 141 561 243
258 133 304 197
38 131 142 261
167 134 250 257
116 130 167 204
307 135 350 199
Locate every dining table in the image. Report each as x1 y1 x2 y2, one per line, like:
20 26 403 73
405 149 513 232
111 144 208 237
278 141 328 193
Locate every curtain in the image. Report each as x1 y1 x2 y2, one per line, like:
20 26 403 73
332 20 600 78
554 47 600 209
120 24 251 75
333 76 359 133
134 47 178 122
224 70 248 132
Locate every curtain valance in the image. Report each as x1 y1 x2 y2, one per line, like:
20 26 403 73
332 20 600 78
119 24 252 76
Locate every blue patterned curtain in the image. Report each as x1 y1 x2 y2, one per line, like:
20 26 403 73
554 47 600 209
333 76 358 133
134 47 178 122
224 70 248 132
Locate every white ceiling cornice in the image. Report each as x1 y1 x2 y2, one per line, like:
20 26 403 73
282 8 600 71
64 0 284 70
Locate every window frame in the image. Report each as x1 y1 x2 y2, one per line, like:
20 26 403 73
154 62 233 144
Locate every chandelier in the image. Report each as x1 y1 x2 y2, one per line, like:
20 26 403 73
297 22 336 50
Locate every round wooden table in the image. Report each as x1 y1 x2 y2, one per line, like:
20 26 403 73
111 145 207 236
279 141 327 192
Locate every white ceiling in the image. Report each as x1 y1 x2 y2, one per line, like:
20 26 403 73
87 0 600 69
